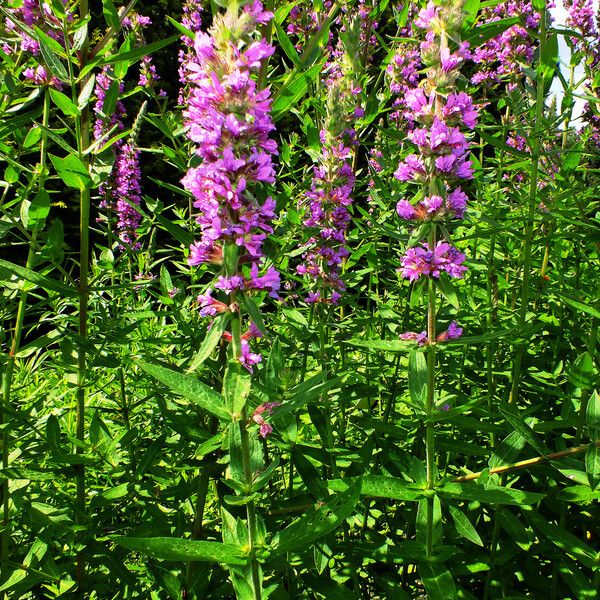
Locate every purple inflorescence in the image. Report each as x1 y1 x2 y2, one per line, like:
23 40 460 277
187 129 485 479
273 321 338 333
564 0 598 59
393 6 478 225
93 67 143 249
471 0 541 91
400 242 467 282
182 1 279 373
4 0 67 55
178 0 204 103
564 0 600 144
114 143 143 249
394 1 477 344
296 147 355 304
295 8 369 305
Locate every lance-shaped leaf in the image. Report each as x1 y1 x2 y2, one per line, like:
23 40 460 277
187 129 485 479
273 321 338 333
138 360 230 421
418 562 457 600
437 482 544 506
0 258 76 297
187 313 230 373
328 475 423 502
587 390 600 441
526 512 599 569
222 360 252 417
49 154 91 191
271 481 361 556
111 537 248 565
447 504 483 546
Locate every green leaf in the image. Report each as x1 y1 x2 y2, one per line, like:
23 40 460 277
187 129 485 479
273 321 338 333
111 537 248 565
4 164 19 183
77 74 96 111
102 0 121 30
465 17 520 48
556 484 600 503
303 574 354 600
527 512 598 569
489 430 525 470
265 338 284 397
554 292 600 319
165 15 195 39
498 510 531 550
587 391 600 442
33 24 67 57
418 562 457 600
187 313 230 373
585 444 600 490
561 143 582 175
328 476 423 502
498 402 549 455
138 360 230 421
133 434 167 478
557 556 600 599
35 29 69 81
438 276 460 310
72 21 88 51
272 59 327 121
96 35 180 69
477 129 528 158
447 504 483 546
222 360 252 418
539 31 558 84
409 350 428 408
346 338 411 352
272 481 361 555
568 352 595 390
239 294 270 339
437 482 544 506
49 89 79 116
0 258 76 297
49 153 91 191
275 21 300 66
21 189 50 231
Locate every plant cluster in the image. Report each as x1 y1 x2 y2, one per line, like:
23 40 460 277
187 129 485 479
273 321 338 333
0 0 599 598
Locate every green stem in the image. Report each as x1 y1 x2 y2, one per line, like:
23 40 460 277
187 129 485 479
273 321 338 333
75 0 91 589
425 225 437 560
509 9 547 404
228 266 261 599
318 304 338 478
1 88 51 573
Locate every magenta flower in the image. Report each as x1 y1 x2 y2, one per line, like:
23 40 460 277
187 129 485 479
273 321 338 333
415 2 439 29
23 66 62 90
240 339 262 373
251 402 281 437
399 330 428 346
197 289 229 317
400 242 467 282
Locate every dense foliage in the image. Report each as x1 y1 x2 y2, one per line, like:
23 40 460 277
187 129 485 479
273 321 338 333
0 0 599 598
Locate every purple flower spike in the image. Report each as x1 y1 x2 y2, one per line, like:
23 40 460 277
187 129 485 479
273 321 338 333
181 1 278 294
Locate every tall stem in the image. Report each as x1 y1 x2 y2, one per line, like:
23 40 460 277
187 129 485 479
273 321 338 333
509 9 547 404
1 88 51 572
231 309 262 600
75 0 91 589
425 225 437 559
